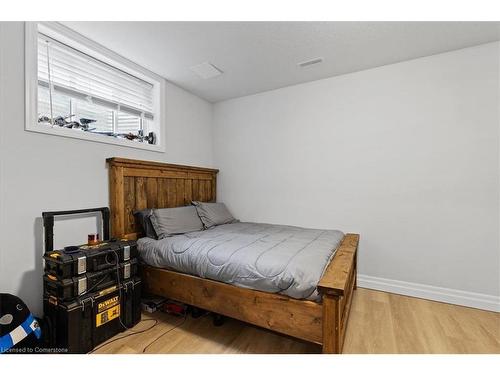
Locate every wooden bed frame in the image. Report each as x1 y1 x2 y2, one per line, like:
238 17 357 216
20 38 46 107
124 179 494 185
107 157 359 353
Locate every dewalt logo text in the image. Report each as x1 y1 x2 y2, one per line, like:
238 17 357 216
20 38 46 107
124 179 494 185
97 296 119 313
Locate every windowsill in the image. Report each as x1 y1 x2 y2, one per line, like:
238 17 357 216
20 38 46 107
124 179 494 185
25 122 165 152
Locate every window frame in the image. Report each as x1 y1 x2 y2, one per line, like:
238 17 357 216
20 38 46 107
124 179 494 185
25 22 166 152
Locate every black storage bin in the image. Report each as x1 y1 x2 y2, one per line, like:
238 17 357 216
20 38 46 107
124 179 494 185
44 258 138 301
44 240 138 279
43 277 141 354
41 207 142 354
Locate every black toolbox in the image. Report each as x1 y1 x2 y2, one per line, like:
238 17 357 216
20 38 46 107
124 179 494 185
44 240 138 279
44 258 138 301
43 277 141 353
42 207 142 353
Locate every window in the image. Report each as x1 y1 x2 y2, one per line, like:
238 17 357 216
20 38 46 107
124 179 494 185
25 22 164 151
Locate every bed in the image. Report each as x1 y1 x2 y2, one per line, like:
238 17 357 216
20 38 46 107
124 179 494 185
138 222 345 301
107 157 359 353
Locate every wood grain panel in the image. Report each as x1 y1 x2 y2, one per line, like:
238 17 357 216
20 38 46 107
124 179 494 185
135 177 147 211
204 180 212 202
211 177 216 202
187 172 214 181
123 176 136 234
167 179 177 207
146 178 158 208
318 233 359 296
339 276 355 349
124 168 188 179
199 179 207 201
157 178 168 208
185 180 193 204
108 157 219 240
192 179 200 201
322 295 340 353
176 179 185 206
144 266 323 344
110 157 217 173
109 165 124 238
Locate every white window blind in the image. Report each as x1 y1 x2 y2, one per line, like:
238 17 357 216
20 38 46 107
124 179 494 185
37 32 155 136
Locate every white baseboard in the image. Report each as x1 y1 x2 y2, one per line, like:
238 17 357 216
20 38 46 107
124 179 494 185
357 274 500 312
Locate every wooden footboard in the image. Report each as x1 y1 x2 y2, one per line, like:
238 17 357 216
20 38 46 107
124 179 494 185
143 266 324 344
318 233 359 353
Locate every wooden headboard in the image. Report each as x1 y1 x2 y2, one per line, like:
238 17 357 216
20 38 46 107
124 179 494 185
107 158 218 240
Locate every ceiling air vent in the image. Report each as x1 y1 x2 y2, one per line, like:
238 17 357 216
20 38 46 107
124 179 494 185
190 62 223 79
298 57 323 68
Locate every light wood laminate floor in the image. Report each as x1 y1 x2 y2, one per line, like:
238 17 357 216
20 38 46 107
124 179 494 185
94 288 500 354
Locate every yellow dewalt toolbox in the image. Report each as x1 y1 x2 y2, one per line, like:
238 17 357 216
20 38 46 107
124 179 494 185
43 277 141 353
41 208 141 353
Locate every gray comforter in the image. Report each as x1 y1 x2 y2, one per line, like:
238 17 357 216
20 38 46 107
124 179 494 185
138 222 344 301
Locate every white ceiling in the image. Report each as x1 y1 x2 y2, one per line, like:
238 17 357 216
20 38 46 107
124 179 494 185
62 22 500 103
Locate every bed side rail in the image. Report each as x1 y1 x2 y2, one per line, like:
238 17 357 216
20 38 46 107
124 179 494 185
317 233 359 297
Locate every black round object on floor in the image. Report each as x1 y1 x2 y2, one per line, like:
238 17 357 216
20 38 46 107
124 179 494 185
190 306 206 319
212 314 225 327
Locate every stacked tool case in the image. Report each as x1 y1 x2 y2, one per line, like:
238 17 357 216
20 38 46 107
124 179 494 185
44 257 139 301
42 207 141 353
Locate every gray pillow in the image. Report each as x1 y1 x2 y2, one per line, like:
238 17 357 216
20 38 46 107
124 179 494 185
150 206 204 239
192 201 237 229
133 209 157 239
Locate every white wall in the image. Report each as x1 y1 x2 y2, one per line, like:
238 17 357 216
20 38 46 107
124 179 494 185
214 43 500 309
0 22 214 315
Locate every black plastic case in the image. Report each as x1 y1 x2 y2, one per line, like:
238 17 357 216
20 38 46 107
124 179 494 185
41 207 142 353
44 240 138 279
43 277 141 354
44 258 138 301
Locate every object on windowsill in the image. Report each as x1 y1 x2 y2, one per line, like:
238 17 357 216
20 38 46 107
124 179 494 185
79 118 97 126
36 114 155 144
53 116 67 127
38 115 51 124
37 114 97 132
99 131 156 145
